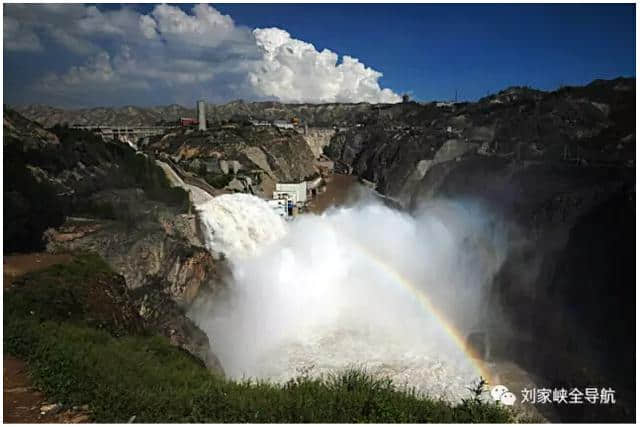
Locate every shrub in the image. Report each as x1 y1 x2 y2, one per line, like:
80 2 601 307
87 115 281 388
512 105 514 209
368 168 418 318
45 126 190 211
204 173 233 189
3 161 67 252
104 144 189 210
4 254 143 337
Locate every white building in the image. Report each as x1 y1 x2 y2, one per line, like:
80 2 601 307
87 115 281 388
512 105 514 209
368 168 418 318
273 120 295 129
274 182 307 204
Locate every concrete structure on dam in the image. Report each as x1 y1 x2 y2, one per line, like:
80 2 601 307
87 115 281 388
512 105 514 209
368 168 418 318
197 100 207 131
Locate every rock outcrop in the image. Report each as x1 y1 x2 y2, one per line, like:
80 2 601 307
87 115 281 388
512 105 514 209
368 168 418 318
42 206 228 375
44 210 227 306
4 109 226 373
4 108 60 149
143 124 317 195
301 127 336 157
130 279 225 374
325 78 634 206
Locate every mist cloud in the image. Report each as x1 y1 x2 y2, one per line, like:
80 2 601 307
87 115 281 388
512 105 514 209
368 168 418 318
190 191 507 401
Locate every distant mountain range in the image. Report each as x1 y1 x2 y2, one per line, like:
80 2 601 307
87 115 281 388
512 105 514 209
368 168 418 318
14 104 193 128
13 101 384 128
11 77 635 131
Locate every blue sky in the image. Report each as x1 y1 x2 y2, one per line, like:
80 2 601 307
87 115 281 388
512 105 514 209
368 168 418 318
213 3 636 98
4 3 636 107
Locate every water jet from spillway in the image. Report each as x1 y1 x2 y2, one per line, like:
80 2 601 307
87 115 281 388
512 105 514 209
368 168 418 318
190 193 505 402
196 193 287 260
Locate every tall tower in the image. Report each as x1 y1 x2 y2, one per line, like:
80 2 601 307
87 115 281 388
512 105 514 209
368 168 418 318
197 100 206 131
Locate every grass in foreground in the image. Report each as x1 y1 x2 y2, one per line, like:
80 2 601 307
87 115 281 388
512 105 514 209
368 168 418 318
4 254 518 423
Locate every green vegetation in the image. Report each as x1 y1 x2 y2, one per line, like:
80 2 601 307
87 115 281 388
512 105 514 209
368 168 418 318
115 144 189 209
202 173 234 189
49 124 189 210
3 118 190 252
8 121 189 210
4 254 518 423
4 254 143 337
4 161 67 252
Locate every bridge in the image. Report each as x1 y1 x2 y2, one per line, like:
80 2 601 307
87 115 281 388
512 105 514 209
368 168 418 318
71 124 171 140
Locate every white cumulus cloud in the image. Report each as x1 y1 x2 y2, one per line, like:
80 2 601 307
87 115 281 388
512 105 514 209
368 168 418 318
5 4 401 106
250 28 401 103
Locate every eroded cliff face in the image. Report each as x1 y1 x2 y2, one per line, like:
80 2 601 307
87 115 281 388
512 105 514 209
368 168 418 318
4 110 226 374
44 206 226 305
143 125 317 195
301 127 336 157
326 79 634 205
43 202 228 375
323 78 636 422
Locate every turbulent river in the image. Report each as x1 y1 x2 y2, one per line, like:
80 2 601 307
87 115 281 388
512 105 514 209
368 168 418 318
189 191 507 402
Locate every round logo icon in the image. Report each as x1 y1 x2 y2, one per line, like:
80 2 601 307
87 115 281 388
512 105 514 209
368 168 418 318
490 384 509 401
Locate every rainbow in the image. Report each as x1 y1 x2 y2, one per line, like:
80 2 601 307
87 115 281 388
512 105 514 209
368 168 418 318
328 222 496 385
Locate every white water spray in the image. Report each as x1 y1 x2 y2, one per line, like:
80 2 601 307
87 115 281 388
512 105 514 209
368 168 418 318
190 192 507 402
196 193 287 260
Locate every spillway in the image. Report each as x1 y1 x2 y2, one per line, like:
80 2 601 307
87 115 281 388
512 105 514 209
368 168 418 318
155 160 214 206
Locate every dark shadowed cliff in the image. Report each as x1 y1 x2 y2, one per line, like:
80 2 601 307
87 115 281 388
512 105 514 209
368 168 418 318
323 78 635 422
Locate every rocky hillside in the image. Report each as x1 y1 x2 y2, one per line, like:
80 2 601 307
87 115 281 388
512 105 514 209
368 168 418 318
205 101 380 127
326 77 634 204
15 104 193 128
4 108 61 148
14 77 635 139
15 101 387 128
323 77 635 422
142 123 317 196
4 109 226 372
